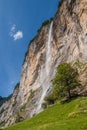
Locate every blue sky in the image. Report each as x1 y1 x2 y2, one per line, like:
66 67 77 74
0 0 59 97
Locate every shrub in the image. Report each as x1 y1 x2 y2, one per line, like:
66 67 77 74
44 94 55 105
42 102 47 109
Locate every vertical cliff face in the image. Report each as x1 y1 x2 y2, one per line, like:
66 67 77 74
53 0 87 63
17 21 55 117
0 0 87 128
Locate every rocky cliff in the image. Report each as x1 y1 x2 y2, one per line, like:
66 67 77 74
0 0 87 128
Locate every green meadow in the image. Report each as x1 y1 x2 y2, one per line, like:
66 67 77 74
4 97 87 130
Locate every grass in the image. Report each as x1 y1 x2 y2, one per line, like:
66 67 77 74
4 97 87 130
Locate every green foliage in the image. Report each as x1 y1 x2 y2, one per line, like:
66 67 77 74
4 97 87 130
29 90 34 99
42 102 47 109
52 63 80 100
20 90 35 113
44 94 55 105
74 60 84 68
28 90 35 102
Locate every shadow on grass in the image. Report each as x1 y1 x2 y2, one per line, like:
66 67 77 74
61 94 80 104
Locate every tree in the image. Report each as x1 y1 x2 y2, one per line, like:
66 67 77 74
52 63 80 100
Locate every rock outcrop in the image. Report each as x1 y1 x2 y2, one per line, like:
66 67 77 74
0 0 87 128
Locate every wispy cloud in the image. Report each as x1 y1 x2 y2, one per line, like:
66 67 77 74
11 24 16 32
13 31 23 41
10 24 23 41
10 24 16 37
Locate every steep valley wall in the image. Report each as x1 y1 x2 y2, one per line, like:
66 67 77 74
0 0 87 128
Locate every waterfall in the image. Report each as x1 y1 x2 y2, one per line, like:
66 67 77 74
40 21 53 107
46 21 53 77
36 21 53 113
30 21 53 116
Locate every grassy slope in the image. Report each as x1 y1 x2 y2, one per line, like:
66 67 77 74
4 97 87 130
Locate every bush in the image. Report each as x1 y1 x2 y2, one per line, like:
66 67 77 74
42 102 47 109
44 94 55 106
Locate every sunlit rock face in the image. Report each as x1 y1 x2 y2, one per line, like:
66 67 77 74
0 0 87 128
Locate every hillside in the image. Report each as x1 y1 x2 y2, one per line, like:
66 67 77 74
4 97 87 130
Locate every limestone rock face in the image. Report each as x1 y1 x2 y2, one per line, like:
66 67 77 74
0 0 87 128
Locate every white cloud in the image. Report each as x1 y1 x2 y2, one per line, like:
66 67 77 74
9 24 23 41
10 24 16 37
11 24 16 32
13 31 23 41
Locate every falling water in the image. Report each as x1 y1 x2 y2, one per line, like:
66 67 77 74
35 21 53 114
41 21 53 106
46 21 53 76
30 22 53 117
